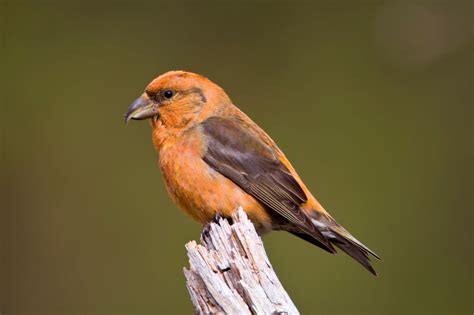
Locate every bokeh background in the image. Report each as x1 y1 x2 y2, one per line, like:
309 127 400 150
1 1 472 314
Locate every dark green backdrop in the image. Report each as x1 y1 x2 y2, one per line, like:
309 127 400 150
1 1 472 314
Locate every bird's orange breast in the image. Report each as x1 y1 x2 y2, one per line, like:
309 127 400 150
154 126 272 232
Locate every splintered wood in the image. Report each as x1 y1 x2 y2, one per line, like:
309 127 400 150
184 208 299 314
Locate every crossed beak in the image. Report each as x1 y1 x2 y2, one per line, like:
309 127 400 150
124 94 158 124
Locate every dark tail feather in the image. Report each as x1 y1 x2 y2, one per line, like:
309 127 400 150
290 231 336 254
325 229 378 276
293 214 381 275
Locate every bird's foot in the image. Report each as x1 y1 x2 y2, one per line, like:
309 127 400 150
201 213 221 241
211 213 224 224
201 213 233 241
211 212 234 225
201 222 212 241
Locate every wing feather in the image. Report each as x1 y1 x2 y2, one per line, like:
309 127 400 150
201 116 333 251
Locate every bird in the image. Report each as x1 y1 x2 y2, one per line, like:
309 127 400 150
125 70 380 275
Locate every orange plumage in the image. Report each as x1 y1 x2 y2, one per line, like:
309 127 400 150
125 70 380 275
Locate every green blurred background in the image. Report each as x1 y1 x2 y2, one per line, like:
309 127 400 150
1 1 472 314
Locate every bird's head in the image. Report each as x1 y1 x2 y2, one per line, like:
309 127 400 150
125 71 231 129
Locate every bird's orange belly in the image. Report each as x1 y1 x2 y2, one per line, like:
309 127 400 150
158 138 272 233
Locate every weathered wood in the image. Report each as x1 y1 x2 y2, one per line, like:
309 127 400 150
184 208 300 314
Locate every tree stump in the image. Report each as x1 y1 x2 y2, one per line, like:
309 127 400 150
184 208 300 314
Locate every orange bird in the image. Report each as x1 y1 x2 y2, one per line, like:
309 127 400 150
125 71 380 275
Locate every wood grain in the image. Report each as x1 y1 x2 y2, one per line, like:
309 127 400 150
184 208 300 314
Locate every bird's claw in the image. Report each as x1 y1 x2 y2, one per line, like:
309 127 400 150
200 213 228 241
200 223 212 241
211 213 224 224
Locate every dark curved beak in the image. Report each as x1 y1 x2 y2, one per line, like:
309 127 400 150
124 94 158 124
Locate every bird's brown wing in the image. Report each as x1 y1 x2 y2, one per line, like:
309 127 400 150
201 116 335 253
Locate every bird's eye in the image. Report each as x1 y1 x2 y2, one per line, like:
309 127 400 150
162 90 175 99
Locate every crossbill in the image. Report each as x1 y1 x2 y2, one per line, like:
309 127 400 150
125 71 380 275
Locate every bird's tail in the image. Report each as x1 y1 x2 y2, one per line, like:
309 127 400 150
297 213 380 275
